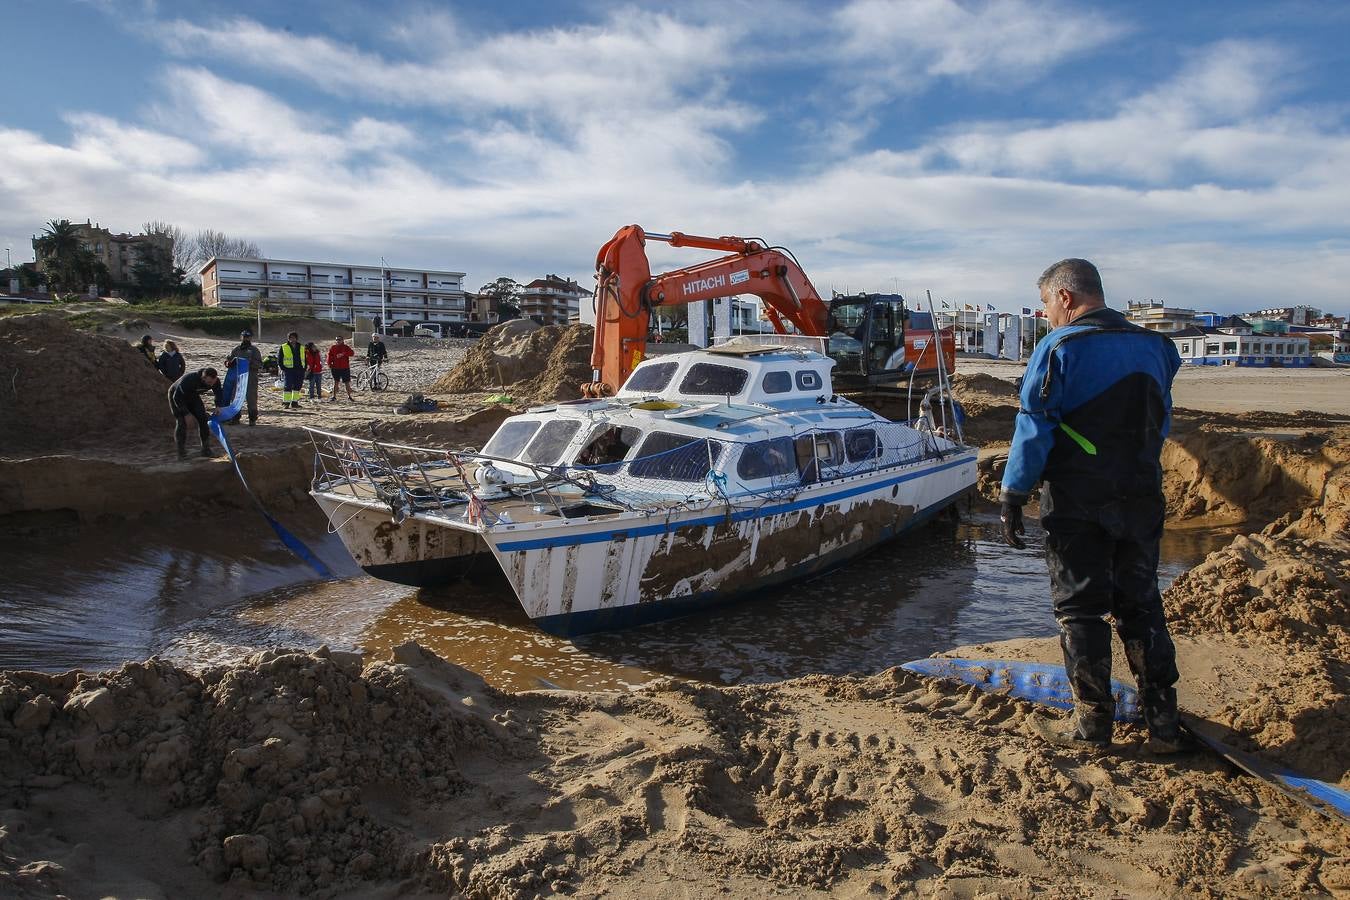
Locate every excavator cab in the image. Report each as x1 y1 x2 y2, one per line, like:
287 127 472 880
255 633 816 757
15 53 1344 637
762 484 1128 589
827 293 910 388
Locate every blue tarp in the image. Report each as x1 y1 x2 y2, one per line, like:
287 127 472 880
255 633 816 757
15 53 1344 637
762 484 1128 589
208 360 333 579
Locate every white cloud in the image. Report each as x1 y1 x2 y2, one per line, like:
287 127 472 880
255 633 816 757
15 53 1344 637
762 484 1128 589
2 12 1347 314
832 0 1128 89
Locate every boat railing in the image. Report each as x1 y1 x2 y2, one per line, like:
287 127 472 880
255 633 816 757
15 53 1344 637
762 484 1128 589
303 427 578 523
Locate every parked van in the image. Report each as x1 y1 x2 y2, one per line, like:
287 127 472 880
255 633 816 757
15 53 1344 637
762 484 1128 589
413 324 442 338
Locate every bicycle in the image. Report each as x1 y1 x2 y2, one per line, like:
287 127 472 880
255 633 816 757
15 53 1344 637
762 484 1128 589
355 362 390 391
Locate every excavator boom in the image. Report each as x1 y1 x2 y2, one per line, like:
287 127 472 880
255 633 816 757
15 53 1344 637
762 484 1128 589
588 225 829 394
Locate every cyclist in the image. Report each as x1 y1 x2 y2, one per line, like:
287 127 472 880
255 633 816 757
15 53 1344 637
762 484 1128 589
365 333 389 391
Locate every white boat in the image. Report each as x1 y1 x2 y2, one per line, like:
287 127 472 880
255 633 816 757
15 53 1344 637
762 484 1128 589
305 338 977 635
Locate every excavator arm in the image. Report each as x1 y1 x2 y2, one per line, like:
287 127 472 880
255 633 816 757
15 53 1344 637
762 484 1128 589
587 225 830 395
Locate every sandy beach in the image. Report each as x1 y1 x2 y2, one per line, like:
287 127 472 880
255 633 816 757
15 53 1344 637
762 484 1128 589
1 314 1347 897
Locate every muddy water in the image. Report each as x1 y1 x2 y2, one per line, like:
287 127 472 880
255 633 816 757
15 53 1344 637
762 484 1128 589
0 509 1237 691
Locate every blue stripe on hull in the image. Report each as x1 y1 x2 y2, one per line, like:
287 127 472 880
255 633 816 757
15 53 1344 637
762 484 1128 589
495 453 976 553
531 485 972 636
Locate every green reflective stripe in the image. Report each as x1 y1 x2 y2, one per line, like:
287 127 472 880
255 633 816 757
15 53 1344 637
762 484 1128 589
1058 422 1098 456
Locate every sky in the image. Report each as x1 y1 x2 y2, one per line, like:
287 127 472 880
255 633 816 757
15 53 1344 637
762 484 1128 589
3 0 1349 314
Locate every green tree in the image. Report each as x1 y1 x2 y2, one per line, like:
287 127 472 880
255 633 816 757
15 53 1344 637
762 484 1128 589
478 277 522 320
130 242 183 298
34 219 107 293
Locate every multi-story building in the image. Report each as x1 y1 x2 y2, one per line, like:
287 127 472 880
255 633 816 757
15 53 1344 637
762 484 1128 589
200 257 468 328
1171 315 1311 367
520 275 591 326
32 220 173 285
1248 305 1322 326
1124 300 1197 333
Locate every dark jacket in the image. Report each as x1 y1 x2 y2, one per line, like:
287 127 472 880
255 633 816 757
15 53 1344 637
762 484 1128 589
169 369 224 409
227 341 263 380
156 350 186 381
1001 307 1182 522
367 340 389 363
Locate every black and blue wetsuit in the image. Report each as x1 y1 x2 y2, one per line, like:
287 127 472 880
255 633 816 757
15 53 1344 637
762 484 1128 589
1001 306 1183 741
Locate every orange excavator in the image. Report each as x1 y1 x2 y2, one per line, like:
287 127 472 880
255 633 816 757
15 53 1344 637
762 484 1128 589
585 224 955 396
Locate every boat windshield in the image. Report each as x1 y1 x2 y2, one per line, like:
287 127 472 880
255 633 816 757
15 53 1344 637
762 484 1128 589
678 363 748 396
521 419 582 466
483 420 540 459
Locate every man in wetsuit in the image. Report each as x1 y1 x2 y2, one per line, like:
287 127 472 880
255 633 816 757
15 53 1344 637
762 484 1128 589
169 367 223 459
1000 258 1184 753
225 329 263 425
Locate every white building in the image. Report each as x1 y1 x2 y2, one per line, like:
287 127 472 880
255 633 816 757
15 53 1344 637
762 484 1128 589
200 257 469 327
1125 301 1197 333
1171 316 1312 367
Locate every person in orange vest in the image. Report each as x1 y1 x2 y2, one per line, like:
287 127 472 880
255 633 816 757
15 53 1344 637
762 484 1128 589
278 332 305 409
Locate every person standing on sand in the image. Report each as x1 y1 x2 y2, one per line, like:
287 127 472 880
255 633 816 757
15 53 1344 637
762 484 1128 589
156 340 185 381
168 367 223 459
367 333 389 368
304 341 324 399
1000 258 1184 753
225 330 263 426
327 335 355 401
135 334 157 367
278 331 305 410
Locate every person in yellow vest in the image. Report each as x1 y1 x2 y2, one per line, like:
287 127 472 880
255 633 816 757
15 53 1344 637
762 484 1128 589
278 331 306 409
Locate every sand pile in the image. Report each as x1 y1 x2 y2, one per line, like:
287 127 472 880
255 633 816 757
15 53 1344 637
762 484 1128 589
1162 427 1350 524
0 314 169 456
949 372 1020 447
4 644 1347 896
432 322 595 403
1163 436 1349 787
0 644 520 895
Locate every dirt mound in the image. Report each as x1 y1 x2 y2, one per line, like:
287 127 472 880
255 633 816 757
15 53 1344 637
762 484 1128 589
4 645 1345 897
1162 427 1349 525
1163 431 1350 787
949 373 1020 446
0 314 170 456
431 322 594 403
370 407 515 450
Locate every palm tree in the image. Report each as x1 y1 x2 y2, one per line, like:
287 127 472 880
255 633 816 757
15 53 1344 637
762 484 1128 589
34 219 101 293
34 219 81 260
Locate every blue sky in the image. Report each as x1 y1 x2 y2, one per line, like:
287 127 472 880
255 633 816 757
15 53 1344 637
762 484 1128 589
4 0 1349 313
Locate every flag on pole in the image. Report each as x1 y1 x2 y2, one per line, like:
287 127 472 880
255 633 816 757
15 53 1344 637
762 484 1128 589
986 303 994 311
1021 306 1032 315
941 301 950 309
1034 310 1045 318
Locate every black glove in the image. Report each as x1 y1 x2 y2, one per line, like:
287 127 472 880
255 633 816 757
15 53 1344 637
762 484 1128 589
999 493 1027 549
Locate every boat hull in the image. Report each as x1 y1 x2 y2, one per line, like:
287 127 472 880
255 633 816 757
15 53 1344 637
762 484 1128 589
312 494 493 587
485 452 977 635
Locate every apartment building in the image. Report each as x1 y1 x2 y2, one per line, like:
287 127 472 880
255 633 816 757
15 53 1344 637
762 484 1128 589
520 275 591 326
201 257 468 327
1124 300 1197 333
33 220 173 285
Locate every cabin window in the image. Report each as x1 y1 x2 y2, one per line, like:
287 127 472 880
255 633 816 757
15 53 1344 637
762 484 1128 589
736 437 796 480
576 424 640 466
521 420 582 466
795 370 822 391
630 431 723 481
624 361 678 393
761 371 792 394
483 420 541 459
678 363 748 396
844 428 878 462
